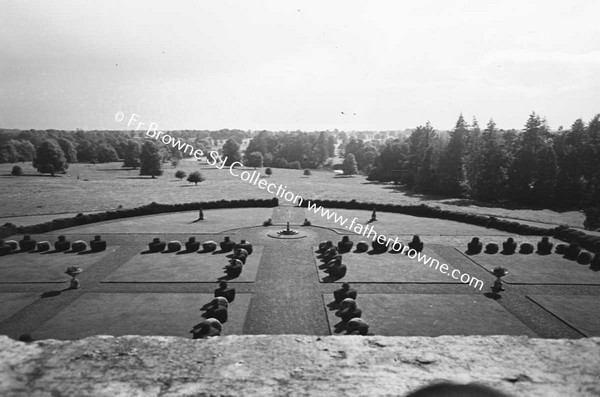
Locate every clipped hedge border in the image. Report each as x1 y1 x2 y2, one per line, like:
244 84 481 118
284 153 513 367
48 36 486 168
6 198 278 238
300 199 600 253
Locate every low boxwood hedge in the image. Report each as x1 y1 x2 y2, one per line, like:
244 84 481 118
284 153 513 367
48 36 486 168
5 198 278 238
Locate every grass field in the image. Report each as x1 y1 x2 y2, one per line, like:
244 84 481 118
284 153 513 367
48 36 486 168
0 159 585 228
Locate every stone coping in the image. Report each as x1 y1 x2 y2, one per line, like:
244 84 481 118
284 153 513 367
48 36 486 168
1 335 599 396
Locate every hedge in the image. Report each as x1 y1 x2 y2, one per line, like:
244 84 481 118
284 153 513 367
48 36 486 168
299 199 599 253
6 198 278 238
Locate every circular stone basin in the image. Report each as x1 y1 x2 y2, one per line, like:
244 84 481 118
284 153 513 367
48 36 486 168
266 226 308 239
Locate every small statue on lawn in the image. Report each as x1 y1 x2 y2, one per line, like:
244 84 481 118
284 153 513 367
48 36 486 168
197 208 204 221
370 208 377 222
65 266 83 290
491 266 508 293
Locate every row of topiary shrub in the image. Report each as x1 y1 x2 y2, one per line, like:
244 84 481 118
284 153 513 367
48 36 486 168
300 199 600 253
147 236 253 255
467 237 552 255
0 198 278 238
0 235 107 255
465 237 599 267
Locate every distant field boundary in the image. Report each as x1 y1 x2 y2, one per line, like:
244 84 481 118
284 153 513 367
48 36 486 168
0 198 278 238
299 199 600 253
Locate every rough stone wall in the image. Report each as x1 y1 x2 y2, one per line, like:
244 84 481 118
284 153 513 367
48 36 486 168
1 335 599 397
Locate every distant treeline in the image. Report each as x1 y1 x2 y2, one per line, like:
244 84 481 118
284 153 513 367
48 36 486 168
367 113 600 209
2 113 599 211
0 129 252 164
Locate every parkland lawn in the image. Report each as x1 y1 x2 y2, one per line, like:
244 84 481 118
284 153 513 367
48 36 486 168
0 159 584 228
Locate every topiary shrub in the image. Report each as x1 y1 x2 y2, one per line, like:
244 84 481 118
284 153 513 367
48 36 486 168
303 218 311 226
555 243 568 255
19 235 37 252
54 235 71 252
322 247 340 262
565 243 581 260
71 240 88 252
220 236 236 252
325 262 347 279
202 240 217 252
371 238 388 253
233 248 249 264
148 238 166 253
0 240 12 255
90 235 107 252
355 241 369 252
235 239 253 255
185 237 200 252
338 236 353 253
591 254 600 270
37 241 51 252
536 237 553 255
263 218 273 226
467 237 483 254
167 241 182 252
318 241 333 253
485 243 499 254
4 240 18 250
502 238 517 254
577 251 592 265
389 240 404 253
519 243 534 254
408 235 424 253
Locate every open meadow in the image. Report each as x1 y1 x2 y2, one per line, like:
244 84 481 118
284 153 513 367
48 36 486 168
0 159 585 229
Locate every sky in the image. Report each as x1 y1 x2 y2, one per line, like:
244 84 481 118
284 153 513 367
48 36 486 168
1 0 599 132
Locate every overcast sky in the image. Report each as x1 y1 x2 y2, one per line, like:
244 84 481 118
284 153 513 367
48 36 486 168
1 0 599 132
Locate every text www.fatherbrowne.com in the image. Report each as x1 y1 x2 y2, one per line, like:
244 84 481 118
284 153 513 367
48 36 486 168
115 111 485 291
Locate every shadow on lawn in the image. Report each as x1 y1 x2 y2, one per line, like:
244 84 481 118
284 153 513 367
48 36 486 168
116 176 158 180
40 287 72 299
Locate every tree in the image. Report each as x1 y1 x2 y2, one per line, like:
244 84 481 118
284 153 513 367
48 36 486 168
327 135 336 157
245 151 263 169
96 143 119 163
57 138 78 163
473 120 508 201
0 141 18 163
507 113 549 203
405 122 436 188
416 145 438 192
76 140 97 163
187 171 205 185
342 153 358 175
221 138 242 166
531 145 558 203
11 165 22 176
123 140 141 169
303 169 312 176
33 139 68 176
438 114 469 196
464 117 482 196
368 139 407 182
139 141 163 178
265 167 273 177
175 170 187 181
14 140 35 162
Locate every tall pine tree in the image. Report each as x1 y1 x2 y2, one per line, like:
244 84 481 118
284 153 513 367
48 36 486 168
473 120 508 201
438 115 469 196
